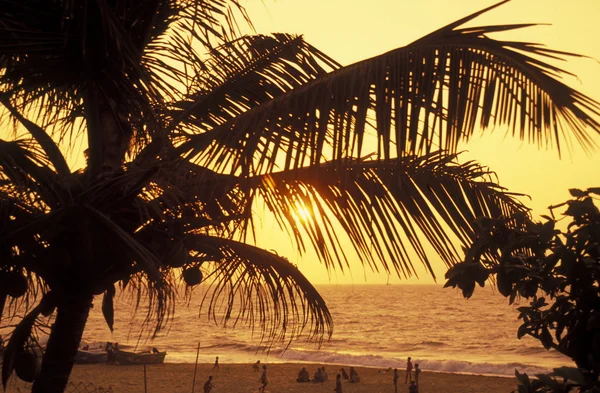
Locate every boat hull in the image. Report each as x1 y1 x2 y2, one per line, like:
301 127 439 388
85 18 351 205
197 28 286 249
115 350 166 365
75 350 108 364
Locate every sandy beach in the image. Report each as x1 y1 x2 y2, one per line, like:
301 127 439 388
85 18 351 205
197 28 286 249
4 363 517 393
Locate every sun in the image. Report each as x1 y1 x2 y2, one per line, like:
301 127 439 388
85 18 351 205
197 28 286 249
294 205 313 222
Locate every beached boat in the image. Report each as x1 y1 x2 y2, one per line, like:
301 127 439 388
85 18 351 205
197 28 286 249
75 349 108 364
115 349 166 365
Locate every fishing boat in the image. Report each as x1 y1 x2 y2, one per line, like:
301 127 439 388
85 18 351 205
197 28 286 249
75 349 108 364
115 349 166 365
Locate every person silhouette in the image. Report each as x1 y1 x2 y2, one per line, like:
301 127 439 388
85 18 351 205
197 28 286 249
414 363 421 387
393 368 399 393
408 380 418 393
203 376 214 393
253 360 261 372
212 356 219 371
258 364 268 393
349 367 360 383
313 367 323 382
340 368 349 380
296 367 309 382
405 357 413 384
333 373 343 393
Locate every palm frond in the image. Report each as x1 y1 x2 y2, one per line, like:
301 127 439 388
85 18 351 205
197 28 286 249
239 151 528 280
169 33 339 138
178 2 600 175
0 97 70 176
0 139 64 209
185 234 332 345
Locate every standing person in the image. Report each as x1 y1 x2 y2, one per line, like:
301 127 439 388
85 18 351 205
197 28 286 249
258 364 268 393
404 357 413 384
333 373 343 393
393 368 399 393
105 342 114 364
212 356 219 371
414 363 421 387
203 376 214 393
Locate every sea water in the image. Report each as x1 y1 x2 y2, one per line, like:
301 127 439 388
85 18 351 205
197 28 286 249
76 284 571 377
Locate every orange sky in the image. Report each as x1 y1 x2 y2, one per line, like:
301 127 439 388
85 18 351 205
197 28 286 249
1 0 598 286
243 0 600 284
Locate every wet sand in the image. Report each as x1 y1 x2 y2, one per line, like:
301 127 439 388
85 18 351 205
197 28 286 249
4 363 517 393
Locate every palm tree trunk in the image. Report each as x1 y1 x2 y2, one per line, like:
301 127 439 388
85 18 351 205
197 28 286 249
32 294 93 393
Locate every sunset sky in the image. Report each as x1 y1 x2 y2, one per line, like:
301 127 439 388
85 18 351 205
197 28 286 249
242 0 600 284
2 0 598 287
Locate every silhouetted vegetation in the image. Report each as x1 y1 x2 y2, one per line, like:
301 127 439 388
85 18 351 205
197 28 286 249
1 1 600 392
445 188 600 392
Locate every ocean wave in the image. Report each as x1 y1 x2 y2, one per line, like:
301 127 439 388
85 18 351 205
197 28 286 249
417 341 447 348
215 347 555 377
417 359 552 376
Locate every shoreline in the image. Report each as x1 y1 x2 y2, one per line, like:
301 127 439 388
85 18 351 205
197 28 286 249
4 362 518 393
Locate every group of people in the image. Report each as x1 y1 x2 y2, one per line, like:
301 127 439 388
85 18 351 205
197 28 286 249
294 365 360 392
104 342 119 364
203 356 420 393
393 357 421 393
295 366 330 382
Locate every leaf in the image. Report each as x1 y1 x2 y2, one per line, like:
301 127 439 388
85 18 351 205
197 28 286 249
496 269 512 297
535 373 559 389
568 188 587 198
541 327 553 350
538 221 555 243
587 187 600 196
461 280 476 299
102 285 116 332
517 324 530 339
515 370 531 390
552 367 586 384
2 307 39 388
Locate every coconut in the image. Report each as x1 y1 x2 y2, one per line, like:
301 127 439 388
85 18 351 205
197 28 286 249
5 272 28 298
15 351 39 382
182 267 203 286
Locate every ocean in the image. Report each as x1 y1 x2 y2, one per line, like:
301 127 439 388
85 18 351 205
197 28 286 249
76 284 572 377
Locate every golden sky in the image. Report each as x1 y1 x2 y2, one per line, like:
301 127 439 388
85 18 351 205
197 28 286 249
243 0 600 284
2 0 598 286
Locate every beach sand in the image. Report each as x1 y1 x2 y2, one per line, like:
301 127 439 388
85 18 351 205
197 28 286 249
4 363 517 393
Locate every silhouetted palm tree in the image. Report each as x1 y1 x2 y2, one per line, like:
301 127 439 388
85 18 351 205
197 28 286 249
1 1 599 392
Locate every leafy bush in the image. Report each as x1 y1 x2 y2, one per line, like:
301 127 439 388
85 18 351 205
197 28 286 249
445 187 600 392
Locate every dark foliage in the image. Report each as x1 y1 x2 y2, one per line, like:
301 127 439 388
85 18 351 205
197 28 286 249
445 187 600 392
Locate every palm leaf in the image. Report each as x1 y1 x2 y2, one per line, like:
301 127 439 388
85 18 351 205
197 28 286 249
185 234 332 345
170 33 338 138
238 151 528 280
0 96 70 176
0 139 63 209
178 1 600 176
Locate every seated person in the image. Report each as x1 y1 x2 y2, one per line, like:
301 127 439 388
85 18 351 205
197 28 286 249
312 367 323 382
321 366 328 381
349 367 361 383
296 367 310 382
409 380 418 393
340 368 349 380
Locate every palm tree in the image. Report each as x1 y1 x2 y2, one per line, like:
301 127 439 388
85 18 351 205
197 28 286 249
1 0 599 392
